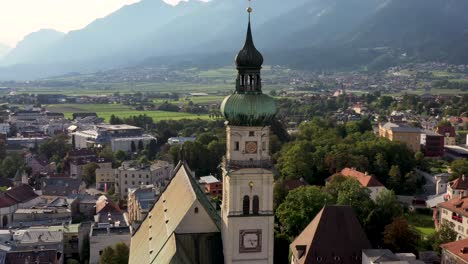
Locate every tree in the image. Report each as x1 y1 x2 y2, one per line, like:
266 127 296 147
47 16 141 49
137 140 144 152
276 141 316 182
450 159 468 179
387 165 402 190
130 141 136 153
82 162 99 187
99 246 116 264
0 154 24 178
146 139 158 160
334 178 375 224
0 140 6 160
115 150 128 162
365 190 403 247
276 186 332 237
383 217 420 253
430 221 458 252
39 134 71 159
98 242 129 264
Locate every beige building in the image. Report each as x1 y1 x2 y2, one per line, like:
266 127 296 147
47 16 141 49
127 185 159 227
438 195 468 240
379 122 421 153
95 161 114 191
115 160 172 199
440 238 468 264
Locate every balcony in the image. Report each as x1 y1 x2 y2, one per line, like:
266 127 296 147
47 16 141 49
223 157 272 170
452 213 463 223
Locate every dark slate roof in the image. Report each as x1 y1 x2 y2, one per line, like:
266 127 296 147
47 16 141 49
41 178 82 196
290 205 371 264
6 250 59 264
3 184 38 204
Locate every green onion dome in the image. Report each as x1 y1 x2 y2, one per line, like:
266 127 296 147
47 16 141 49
220 93 277 126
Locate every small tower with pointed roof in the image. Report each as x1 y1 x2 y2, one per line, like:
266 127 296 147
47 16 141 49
220 2 276 263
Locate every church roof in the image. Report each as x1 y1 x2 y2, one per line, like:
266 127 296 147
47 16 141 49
129 162 223 264
290 205 371 264
235 18 264 69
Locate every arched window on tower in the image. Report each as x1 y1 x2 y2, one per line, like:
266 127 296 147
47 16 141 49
253 196 259 215
243 196 250 215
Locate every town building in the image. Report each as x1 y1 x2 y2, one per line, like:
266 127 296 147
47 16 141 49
199 175 222 197
40 177 86 196
326 168 387 201
24 153 56 176
379 122 421 153
130 7 277 263
73 124 156 152
445 145 468 159
0 185 41 228
290 206 371 264
48 224 85 259
422 130 445 157
90 195 130 264
127 185 159 227
0 227 64 264
438 195 468 240
0 123 9 135
440 238 468 264
436 124 457 145
362 249 425 264
12 208 71 228
115 160 173 199
95 160 115 191
69 157 111 179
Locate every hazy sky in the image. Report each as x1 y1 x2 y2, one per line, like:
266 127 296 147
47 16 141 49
0 0 187 47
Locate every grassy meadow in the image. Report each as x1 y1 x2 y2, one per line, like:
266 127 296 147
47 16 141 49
44 103 212 122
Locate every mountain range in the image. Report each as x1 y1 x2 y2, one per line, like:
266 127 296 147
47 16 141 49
0 43 10 59
1 0 468 80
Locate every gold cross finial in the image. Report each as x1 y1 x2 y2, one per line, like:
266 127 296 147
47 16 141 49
247 0 252 13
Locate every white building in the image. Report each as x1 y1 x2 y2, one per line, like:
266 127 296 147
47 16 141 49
73 124 156 152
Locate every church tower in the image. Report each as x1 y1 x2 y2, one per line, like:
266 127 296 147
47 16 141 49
220 3 276 264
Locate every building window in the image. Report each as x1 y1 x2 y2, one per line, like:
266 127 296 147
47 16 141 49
262 141 266 151
132 174 135 178
243 196 250 215
124 181 127 184
194 207 199 214
234 141 240 151
253 196 259 215
125 174 127 178
249 131 255 137
132 181 135 185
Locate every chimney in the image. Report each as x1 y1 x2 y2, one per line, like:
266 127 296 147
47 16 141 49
461 247 468 254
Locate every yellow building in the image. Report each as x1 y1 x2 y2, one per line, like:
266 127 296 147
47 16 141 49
379 122 421 153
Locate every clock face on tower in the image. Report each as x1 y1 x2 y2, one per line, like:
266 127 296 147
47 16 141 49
245 141 258 154
239 230 262 253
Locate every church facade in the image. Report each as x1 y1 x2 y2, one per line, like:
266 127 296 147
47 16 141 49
129 5 276 264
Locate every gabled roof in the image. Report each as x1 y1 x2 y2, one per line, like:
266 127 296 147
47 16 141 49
440 238 468 263
130 161 222 264
438 196 468 218
450 176 468 190
1 184 38 206
96 195 122 214
329 168 384 188
290 205 371 264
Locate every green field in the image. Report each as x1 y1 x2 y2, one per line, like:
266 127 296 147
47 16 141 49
44 104 212 122
405 212 436 237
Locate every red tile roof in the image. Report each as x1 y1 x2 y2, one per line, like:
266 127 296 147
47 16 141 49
441 238 468 263
96 196 122 214
451 176 468 190
438 196 468 218
335 168 384 187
